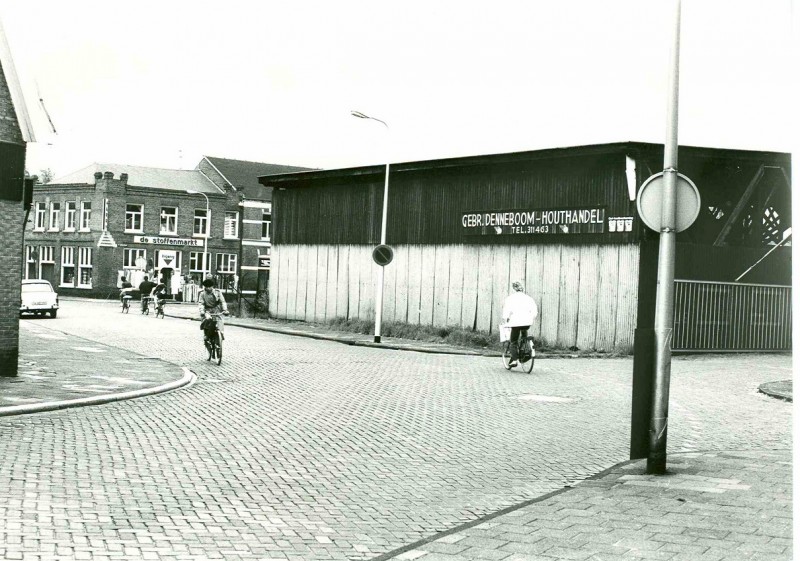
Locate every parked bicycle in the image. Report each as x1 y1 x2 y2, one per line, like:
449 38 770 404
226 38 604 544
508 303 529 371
203 312 228 365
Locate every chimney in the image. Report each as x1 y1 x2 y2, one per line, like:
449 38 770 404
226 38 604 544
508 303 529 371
120 173 128 184
103 171 114 179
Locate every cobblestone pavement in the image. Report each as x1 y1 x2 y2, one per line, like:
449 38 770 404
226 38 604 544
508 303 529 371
0 299 792 560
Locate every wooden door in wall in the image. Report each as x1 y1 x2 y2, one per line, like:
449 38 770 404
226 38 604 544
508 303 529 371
40 263 56 286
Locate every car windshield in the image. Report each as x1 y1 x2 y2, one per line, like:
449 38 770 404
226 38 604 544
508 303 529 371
22 284 53 293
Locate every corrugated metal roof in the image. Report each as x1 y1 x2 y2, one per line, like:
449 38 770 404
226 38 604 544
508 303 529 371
203 156 315 200
50 163 222 194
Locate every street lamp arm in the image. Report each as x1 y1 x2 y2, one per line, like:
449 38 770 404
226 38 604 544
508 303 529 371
351 110 388 128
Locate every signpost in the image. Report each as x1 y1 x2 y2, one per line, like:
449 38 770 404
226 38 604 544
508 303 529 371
372 244 394 267
637 172 700 233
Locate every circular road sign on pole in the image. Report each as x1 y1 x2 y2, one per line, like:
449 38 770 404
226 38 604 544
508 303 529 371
637 171 701 233
372 244 394 267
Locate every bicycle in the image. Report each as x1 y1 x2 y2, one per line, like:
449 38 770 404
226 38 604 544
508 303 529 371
501 330 535 373
203 312 227 365
154 298 166 318
121 295 132 313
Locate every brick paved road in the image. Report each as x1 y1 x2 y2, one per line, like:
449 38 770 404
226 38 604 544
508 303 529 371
0 300 791 560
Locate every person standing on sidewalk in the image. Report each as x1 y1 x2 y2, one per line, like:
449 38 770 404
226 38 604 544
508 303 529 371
501 280 538 367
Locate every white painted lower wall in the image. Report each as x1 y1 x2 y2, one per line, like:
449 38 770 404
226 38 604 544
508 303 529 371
270 243 640 352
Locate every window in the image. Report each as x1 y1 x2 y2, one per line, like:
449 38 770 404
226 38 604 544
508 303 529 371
189 251 210 274
261 209 271 240
78 247 92 288
215 253 238 273
80 202 92 231
39 246 54 263
49 203 61 231
61 247 75 287
193 209 209 237
160 207 177 235
125 204 144 232
25 246 36 279
123 248 147 269
65 202 77 231
224 211 238 239
34 203 46 230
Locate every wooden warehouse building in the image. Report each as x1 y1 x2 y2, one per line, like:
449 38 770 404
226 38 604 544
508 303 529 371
259 142 792 353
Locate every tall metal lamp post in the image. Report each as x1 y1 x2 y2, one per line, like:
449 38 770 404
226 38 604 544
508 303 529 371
186 189 210 280
351 110 390 343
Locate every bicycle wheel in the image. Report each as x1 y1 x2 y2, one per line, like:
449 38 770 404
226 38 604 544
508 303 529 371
205 336 214 361
215 331 222 365
521 338 535 374
502 341 514 370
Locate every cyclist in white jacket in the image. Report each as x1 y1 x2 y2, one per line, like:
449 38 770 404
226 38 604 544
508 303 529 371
502 281 538 366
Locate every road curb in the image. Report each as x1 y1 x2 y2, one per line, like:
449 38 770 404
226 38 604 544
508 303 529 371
758 380 792 402
0 368 196 417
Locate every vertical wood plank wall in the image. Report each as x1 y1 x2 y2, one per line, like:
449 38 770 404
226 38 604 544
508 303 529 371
269 243 640 352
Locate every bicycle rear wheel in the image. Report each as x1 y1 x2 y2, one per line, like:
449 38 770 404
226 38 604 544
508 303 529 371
502 341 514 370
215 331 222 365
521 338 535 373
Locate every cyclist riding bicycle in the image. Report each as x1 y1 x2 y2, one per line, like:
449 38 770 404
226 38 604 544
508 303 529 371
198 278 229 344
119 276 134 303
138 275 156 313
152 277 168 312
501 280 538 367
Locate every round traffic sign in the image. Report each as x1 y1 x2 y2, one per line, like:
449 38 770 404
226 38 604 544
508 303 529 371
637 172 701 233
372 244 394 267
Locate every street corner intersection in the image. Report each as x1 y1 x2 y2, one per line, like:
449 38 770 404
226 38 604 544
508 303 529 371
0 299 792 560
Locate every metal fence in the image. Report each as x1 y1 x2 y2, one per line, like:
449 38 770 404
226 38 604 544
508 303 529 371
673 279 792 352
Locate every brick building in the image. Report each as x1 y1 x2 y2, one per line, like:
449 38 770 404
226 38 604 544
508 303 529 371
24 158 311 300
0 23 34 377
195 157 312 296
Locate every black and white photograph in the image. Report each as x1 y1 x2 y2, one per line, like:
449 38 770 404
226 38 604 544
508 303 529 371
0 1 794 560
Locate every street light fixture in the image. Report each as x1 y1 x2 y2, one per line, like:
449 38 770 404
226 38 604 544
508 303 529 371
352 110 390 343
186 189 210 280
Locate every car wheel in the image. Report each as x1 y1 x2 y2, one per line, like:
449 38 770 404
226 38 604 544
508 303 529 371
50 310 58 318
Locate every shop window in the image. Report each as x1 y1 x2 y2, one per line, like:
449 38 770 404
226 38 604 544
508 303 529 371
61 247 75 287
78 247 93 288
65 201 77 231
160 207 178 235
190 251 210 275
193 209 209 237
49 202 61 231
125 204 144 233
34 202 46 231
80 202 92 231
123 248 147 269
224 211 238 239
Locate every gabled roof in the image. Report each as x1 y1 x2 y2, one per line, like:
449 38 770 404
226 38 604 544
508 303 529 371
50 163 222 195
202 156 315 200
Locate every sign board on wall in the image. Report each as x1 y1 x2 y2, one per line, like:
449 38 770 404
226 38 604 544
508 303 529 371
462 207 610 236
133 235 203 247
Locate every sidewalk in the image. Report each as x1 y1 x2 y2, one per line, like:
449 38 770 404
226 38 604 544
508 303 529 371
1 321 193 417
1 305 793 560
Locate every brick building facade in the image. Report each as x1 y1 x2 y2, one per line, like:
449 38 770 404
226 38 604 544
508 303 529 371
25 158 312 301
0 28 33 377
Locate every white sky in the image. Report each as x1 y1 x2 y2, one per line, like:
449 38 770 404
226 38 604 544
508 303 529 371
0 1 795 179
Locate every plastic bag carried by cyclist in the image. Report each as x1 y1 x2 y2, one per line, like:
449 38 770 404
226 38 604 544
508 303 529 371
501 280 538 367
198 278 229 342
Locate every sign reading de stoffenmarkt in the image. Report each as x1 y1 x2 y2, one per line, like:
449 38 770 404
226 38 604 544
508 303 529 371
462 207 607 236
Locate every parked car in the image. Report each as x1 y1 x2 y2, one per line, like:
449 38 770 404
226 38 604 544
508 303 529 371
20 279 59 318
